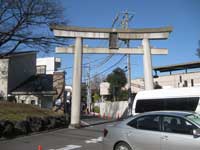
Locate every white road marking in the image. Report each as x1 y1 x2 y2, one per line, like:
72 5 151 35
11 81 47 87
48 145 82 150
48 136 103 150
85 136 103 144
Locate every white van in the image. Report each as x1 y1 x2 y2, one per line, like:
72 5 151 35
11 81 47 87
132 87 200 115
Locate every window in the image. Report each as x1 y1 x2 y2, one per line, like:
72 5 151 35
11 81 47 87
179 76 182 82
186 114 200 126
183 80 188 87
136 99 164 113
31 100 36 105
162 116 197 135
191 79 194 87
135 97 199 113
36 65 46 74
128 115 160 131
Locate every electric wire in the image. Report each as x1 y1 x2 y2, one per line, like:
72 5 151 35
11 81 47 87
90 54 126 79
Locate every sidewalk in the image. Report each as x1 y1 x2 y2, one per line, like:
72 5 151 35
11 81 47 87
80 114 119 127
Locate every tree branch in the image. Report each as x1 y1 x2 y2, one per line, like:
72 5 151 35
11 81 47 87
0 0 67 54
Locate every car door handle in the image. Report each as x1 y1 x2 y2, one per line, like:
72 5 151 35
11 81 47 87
161 136 168 140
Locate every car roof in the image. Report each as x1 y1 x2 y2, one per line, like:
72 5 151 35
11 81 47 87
137 111 194 117
135 87 200 99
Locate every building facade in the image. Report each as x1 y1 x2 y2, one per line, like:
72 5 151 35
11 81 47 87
36 57 61 74
132 62 200 93
0 52 65 109
0 51 36 100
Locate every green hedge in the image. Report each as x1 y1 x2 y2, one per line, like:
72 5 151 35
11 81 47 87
93 106 100 113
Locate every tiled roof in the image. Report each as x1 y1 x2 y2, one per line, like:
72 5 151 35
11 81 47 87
154 61 200 72
0 51 37 58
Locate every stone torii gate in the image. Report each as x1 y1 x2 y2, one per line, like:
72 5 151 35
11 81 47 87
50 25 172 127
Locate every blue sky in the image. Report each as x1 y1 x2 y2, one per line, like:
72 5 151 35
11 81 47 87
51 0 200 85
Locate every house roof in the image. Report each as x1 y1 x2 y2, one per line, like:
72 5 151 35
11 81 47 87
153 61 200 72
0 51 37 58
11 74 57 95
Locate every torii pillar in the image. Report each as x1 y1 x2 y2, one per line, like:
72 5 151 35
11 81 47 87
143 38 153 89
71 37 82 127
50 25 172 127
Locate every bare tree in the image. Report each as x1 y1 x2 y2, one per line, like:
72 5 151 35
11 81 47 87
90 76 104 92
0 0 67 55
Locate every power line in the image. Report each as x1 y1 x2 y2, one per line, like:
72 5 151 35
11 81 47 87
111 10 135 117
90 55 126 79
86 13 130 79
57 56 108 70
87 13 125 70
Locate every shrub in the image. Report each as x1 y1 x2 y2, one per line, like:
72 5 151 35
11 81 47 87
0 102 70 139
93 106 100 113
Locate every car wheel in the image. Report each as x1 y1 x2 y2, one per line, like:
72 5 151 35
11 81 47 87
114 142 132 150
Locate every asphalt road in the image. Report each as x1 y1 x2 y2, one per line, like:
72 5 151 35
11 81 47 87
0 121 113 150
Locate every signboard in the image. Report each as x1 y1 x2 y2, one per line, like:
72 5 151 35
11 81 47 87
109 32 118 49
100 82 110 95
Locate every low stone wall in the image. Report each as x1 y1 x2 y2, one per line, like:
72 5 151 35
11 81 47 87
94 101 128 118
0 115 69 139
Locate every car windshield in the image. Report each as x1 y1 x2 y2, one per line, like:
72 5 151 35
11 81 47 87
186 114 200 126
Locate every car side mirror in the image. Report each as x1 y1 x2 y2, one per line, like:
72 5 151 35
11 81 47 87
193 129 200 137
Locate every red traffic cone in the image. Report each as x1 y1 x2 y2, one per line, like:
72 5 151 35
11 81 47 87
38 145 42 150
98 113 101 118
103 113 106 119
108 114 111 120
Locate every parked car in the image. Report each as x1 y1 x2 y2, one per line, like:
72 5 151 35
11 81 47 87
103 111 200 150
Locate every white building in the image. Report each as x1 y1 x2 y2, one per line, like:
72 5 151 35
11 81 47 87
36 57 61 74
132 61 200 93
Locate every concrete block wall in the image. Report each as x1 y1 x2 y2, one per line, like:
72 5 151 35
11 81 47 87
95 101 128 118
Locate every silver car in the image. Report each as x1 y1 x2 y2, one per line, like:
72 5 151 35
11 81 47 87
103 111 200 150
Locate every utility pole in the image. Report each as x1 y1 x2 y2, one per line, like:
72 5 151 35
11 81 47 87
118 10 134 116
86 57 92 113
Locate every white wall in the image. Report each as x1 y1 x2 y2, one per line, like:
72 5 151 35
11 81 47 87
16 95 53 108
132 71 200 93
95 101 128 118
154 72 200 88
16 95 39 105
37 57 56 74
